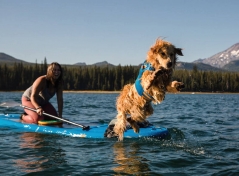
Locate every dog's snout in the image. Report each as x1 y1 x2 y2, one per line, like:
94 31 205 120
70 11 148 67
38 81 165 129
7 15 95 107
167 61 172 68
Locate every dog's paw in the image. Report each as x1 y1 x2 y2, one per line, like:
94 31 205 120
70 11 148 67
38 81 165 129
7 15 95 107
132 125 140 133
145 68 165 90
118 133 124 141
154 68 165 77
172 81 184 91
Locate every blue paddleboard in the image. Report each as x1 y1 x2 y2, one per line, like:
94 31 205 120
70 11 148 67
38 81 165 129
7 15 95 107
0 114 169 139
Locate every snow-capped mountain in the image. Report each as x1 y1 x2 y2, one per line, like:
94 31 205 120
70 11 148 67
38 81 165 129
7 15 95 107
193 43 239 68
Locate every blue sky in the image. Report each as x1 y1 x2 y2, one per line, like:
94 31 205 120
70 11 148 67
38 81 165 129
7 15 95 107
1 0 239 66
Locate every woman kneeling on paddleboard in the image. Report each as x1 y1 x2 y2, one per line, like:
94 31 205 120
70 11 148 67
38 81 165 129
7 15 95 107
21 62 63 124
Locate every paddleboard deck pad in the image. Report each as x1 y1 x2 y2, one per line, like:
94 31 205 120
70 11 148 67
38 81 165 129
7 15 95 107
0 114 169 139
38 120 63 125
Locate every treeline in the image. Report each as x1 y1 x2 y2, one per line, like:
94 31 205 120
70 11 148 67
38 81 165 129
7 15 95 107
1 62 239 92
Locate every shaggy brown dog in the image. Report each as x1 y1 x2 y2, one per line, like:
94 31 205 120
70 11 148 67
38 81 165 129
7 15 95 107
113 39 184 141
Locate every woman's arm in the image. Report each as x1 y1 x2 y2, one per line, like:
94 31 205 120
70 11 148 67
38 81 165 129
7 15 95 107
30 76 46 115
56 85 63 118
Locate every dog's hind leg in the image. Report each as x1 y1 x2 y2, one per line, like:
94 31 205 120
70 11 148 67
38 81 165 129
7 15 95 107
127 117 139 133
114 112 127 141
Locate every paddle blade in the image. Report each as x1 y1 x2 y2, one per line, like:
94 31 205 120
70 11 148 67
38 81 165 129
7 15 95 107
0 101 20 108
83 126 90 130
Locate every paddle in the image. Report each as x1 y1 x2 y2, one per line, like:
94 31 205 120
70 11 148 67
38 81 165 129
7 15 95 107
0 101 90 130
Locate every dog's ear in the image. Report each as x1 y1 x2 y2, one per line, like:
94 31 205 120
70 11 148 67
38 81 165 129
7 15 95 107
175 48 183 56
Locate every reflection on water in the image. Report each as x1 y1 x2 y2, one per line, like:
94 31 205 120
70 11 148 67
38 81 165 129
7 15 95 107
15 133 47 173
14 133 67 173
112 142 150 175
19 133 44 149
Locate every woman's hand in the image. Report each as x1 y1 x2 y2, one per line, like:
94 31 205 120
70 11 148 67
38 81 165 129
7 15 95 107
36 106 43 116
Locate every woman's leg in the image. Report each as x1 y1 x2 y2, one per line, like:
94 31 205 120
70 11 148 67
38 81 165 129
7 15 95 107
42 102 58 120
21 96 44 123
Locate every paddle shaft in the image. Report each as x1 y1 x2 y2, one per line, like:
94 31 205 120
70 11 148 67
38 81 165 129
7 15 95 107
20 105 90 130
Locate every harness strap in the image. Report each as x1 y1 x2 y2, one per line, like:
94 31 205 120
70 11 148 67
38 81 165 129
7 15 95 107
142 91 154 102
135 61 155 102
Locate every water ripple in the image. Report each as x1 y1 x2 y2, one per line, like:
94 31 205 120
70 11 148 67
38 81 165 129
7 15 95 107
0 92 239 175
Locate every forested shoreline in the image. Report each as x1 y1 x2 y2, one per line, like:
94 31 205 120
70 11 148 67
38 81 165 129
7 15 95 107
1 62 239 92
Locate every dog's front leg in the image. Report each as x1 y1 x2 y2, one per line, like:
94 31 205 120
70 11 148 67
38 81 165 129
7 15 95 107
166 81 184 93
143 69 164 90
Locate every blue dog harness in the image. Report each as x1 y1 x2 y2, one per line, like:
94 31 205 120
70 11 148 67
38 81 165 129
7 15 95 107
135 61 155 101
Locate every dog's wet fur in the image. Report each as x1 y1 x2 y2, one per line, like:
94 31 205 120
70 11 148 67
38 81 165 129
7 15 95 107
113 39 184 141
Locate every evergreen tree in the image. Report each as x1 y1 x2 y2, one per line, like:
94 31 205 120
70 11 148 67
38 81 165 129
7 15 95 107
1 62 239 92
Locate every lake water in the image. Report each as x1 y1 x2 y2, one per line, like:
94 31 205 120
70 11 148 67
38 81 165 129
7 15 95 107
0 92 238 176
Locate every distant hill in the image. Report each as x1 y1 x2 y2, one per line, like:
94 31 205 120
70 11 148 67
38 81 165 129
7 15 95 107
92 61 115 67
2 44 239 72
176 62 224 71
222 60 239 72
0 52 231 71
193 43 239 68
74 62 87 66
74 61 115 67
0 53 29 64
